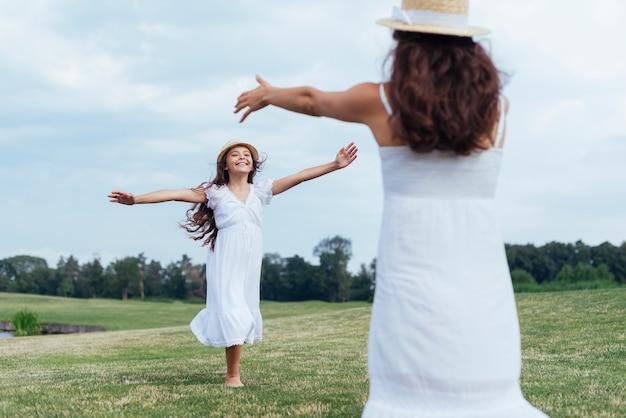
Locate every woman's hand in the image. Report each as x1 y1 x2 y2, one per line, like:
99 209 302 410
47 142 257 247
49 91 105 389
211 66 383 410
108 190 136 205
335 142 358 169
235 75 272 123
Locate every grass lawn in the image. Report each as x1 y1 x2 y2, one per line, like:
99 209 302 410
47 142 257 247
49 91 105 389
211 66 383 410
1 289 625 417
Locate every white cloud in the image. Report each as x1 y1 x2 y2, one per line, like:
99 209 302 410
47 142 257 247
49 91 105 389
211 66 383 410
1 0 625 273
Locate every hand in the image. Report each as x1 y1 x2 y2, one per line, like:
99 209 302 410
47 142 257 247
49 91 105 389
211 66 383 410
335 142 358 169
108 190 136 205
234 74 271 123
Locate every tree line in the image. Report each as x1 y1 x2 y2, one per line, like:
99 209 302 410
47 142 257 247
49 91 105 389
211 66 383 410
1 238 623 301
0 236 374 303
506 240 625 291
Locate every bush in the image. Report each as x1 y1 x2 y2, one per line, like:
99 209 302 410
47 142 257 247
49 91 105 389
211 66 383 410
511 269 538 293
511 269 536 283
556 262 615 283
10 308 41 336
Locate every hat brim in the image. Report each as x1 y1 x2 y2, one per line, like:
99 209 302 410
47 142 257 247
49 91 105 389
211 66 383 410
376 18 489 37
217 141 259 163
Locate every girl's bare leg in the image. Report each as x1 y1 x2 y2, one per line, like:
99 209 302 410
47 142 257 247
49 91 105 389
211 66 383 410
225 345 244 387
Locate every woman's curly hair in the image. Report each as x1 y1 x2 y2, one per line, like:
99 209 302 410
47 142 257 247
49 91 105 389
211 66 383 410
180 147 264 251
388 31 506 155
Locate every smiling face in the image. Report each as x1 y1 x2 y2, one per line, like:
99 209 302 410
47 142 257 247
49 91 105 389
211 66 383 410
224 145 254 175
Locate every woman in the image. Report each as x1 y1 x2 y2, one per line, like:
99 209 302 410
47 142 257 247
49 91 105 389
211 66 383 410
235 0 548 415
109 139 357 387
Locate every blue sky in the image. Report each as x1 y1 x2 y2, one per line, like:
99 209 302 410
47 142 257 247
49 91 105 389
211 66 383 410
1 0 625 273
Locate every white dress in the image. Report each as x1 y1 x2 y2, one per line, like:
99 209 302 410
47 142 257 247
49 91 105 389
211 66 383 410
190 180 273 348
362 87 548 417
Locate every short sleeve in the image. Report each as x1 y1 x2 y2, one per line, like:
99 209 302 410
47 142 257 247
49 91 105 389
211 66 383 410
253 179 274 206
205 184 225 210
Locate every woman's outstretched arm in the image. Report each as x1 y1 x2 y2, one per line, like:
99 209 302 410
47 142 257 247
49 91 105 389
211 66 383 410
108 188 206 205
235 75 381 124
271 142 358 196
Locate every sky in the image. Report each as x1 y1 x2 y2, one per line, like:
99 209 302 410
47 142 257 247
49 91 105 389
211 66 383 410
1 0 625 273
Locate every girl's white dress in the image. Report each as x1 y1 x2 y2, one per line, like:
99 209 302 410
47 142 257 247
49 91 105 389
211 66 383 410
362 87 548 417
190 180 273 348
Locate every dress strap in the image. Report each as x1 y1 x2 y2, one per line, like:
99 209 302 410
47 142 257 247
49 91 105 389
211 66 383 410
494 95 507 148
379 83 393 116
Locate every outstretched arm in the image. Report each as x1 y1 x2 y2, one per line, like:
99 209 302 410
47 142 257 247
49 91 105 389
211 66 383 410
108 188 206 205
271 142 358 196
235 75 380 124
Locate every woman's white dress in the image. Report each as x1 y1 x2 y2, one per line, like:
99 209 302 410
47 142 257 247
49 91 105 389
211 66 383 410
190 180 273 348
362 88 547 417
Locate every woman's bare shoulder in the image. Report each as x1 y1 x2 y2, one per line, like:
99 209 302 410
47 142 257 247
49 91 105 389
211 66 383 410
346 82 382 96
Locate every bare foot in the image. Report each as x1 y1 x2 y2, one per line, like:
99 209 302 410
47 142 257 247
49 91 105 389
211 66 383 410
225 376 244 387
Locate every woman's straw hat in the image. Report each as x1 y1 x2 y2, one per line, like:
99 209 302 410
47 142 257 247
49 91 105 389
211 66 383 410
376 0 489 37
217 139 259 163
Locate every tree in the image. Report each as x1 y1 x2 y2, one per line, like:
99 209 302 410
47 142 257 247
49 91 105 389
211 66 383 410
55 256 80 297
109 257 142 300
542 241 577 280
136 253 147 301
313 236 353 302
591 241 626 284
26 266 55 295
510 269 536 285
283 255 322 301
163 257 190 300
556 262 615 284
2 255 48 274
506 244 542 282
350 259 376 301
260 253 285 301
510 268 537 292
143 260 165 298
78 258 104 298
186 262 206 300
573 240 592 265
594 264 615 283
506 243 559 283
0 256 49 294
0 258 16 292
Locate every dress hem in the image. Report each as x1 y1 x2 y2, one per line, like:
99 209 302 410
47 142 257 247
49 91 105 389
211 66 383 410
190 332 262 348
362 397 549 418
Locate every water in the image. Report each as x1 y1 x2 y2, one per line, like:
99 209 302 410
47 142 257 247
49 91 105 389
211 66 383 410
0 332 14 338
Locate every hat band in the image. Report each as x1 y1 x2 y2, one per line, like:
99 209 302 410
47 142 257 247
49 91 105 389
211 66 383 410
390 6 468 28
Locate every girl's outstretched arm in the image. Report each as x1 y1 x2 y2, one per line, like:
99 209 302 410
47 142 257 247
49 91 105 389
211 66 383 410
108 188 206 205
271 142 358 196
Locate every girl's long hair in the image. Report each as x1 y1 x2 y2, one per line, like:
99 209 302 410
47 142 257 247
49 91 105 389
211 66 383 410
180 150 264 251
388 31 506 155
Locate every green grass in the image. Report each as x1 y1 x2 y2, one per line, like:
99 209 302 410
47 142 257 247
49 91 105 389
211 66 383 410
1 289 625 417
0 293 204 331
515 290 626 417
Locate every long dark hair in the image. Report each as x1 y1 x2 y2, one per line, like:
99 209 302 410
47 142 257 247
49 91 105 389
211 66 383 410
181 147 264 251
387 31 505 155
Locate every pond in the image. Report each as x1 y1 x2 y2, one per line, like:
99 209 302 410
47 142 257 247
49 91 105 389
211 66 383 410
0 321 105 337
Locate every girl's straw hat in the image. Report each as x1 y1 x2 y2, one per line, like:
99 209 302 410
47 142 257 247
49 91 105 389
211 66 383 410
217 138 259 163
376 0 489 37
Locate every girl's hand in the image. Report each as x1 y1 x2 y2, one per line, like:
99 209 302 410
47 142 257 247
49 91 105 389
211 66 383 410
336 142 358 169
108 190 136 205
234 75 272 123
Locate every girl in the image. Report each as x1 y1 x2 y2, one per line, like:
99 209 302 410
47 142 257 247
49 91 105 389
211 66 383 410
235 0 547 416
109 139 358 387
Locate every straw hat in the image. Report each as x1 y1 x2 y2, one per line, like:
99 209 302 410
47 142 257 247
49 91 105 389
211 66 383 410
217 138 259 163
376 0 489 37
